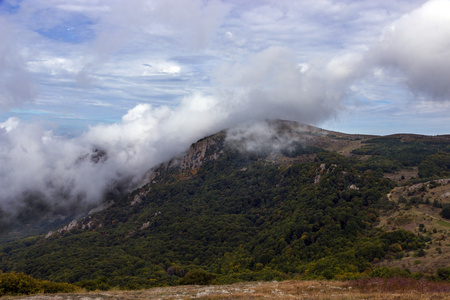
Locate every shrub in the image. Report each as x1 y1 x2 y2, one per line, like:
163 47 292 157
441 205 450 219
437 267 450 281
75 277 110 291
0 272 39 296
40 280 79 293
179 269 216 285
369 267 411 279
0 272 78 296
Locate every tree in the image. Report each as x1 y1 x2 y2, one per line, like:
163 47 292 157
441 205 450 220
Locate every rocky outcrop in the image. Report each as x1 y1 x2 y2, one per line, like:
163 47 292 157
178 132 225 170
46 219 79 238
144 131 226 181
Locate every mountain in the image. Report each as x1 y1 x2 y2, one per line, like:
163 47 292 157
0 120 449 290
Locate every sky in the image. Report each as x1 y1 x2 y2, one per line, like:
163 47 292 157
1 0 450 222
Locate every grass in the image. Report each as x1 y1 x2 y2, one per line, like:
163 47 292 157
436 219 450 227
375 179 450 273
349 277 450 294
3 279 450 299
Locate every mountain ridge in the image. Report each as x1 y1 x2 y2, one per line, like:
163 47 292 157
44 120 450 242
1 119 449 290
146 119 375 174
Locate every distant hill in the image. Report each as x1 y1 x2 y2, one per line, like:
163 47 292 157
0 120 449 290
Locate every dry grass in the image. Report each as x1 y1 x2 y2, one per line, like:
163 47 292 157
377 179 450 272
6 279 450 300
384 167 419 183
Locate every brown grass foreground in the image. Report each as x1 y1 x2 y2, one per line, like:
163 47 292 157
4 278 450 300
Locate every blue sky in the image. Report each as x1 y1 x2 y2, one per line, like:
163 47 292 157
1 0 449 136
1 0 450 216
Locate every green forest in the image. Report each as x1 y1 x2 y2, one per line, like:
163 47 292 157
1 134 450 292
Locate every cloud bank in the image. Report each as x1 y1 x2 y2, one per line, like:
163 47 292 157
0 45 346 222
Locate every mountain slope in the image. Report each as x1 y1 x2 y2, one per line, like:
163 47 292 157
0 120 449 289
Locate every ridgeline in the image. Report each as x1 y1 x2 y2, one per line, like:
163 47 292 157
1 120 449 291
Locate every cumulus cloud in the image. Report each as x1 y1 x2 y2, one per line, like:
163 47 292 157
367 0 450 101
0 44 352 224
0 98 220 223
0 92 229 224
213 47 352 125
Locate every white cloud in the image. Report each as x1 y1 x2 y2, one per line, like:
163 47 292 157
0 41 357 220
368 0 450 101
28 56 80 76
213 46 351 125
56 1 110 14
0 93 228 221
0 117 20 132
326 53 364 80
0 17 35 112
141 61 181 75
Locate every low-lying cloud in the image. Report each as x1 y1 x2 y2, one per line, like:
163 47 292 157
0 45 349 224
0 100 223 224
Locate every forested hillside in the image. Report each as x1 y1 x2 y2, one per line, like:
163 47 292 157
1 121 449 291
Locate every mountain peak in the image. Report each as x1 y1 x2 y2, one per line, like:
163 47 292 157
146 120 374 178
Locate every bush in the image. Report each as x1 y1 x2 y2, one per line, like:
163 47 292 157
75 277 111 291
179 269 216 285
437 267 450 281
0 272 78 296
369 267 411 279
441 205 450 220
0 272 39 296
40 280 79 293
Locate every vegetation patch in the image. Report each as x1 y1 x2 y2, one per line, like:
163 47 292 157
349 277 450 294
0 130 449 291
0 272 79 297
436 220 450 227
